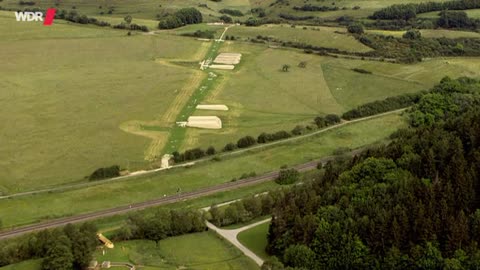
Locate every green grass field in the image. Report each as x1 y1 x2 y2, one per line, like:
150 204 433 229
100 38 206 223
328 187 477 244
237 222 271 261
0 0 254 20
228 24 373 53
92 232 259 270
0 11 210 193
0 113 404 228
0 260 41 270
182 40 480 150
0 233 259 270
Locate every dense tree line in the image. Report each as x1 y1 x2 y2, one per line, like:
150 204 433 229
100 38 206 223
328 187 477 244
55 10 111 27
342 92 423 120
219 8 243 17
278 13 315 21
265 77 480 269
181 30 215 39
371 0 480 20
314 114 341 128
293 4 339 12
114 209 206 244
357 34 480 63
208 192 281 227
0 223 97 269
113 22 149 32
158 8 202 29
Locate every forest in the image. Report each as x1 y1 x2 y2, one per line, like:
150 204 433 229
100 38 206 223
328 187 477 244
265 77 480 269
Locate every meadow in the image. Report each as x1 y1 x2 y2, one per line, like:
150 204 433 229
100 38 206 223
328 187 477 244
237 222 271 260
0 113 404 228
182 40 480 150
0 233 259 270
93 233 259 270
0 11 211 193
0 0 254 20
228 24 373 53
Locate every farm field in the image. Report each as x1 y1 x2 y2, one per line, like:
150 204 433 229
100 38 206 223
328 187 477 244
0 12 211 193
0 113 404 228
0 0 254 20
237 222 271 260
228 25 373 53
182 40 480 150
93 233 259 270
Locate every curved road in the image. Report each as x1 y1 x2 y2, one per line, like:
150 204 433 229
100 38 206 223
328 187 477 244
0 153 350 240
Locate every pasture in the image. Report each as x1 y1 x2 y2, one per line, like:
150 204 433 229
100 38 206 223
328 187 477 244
93 233 259 270
237 222 271 260
0 12 207 193
0 113 404 228
182 41 480 150
228 24 373 53
0 0 254 20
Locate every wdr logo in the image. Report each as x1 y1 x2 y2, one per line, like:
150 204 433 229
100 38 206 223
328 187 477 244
15 8 56 25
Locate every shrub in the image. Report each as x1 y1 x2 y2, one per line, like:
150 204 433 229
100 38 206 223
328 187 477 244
275 168 300 185
347 23 364 34
403 29 422 39
89 165 121 181
237 136 256 148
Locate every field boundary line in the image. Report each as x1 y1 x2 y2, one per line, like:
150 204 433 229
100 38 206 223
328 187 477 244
0 108 406 200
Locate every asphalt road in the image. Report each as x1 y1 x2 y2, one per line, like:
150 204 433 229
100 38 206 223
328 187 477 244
0 153 349 240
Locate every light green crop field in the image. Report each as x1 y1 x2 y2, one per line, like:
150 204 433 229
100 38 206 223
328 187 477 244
92 233 259 270
0 11 210 193
0 113 404 228
237 222 271 260
228 24 373 53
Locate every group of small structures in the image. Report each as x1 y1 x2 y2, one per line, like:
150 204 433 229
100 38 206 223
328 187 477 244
182 52 242 130
210 52 242 70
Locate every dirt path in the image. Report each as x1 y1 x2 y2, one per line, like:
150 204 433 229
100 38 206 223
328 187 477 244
206 218 272 266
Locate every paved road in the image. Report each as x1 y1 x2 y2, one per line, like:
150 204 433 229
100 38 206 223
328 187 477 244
206 218 272 266
0 153 347 241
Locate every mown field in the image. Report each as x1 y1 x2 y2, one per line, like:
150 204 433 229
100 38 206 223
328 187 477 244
0 11 213 193
0 113 404 228
237 222 271 260
228 24 373 53
182 39 480 150
93 233 259 270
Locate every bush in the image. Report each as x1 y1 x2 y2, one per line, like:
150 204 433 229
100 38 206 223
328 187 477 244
223 143 237 152
352 68 372 74
89 165 121 181
403 29 422 39
219 8 243 17
275 168 300 185
347 23 364 34
237 136 256 148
